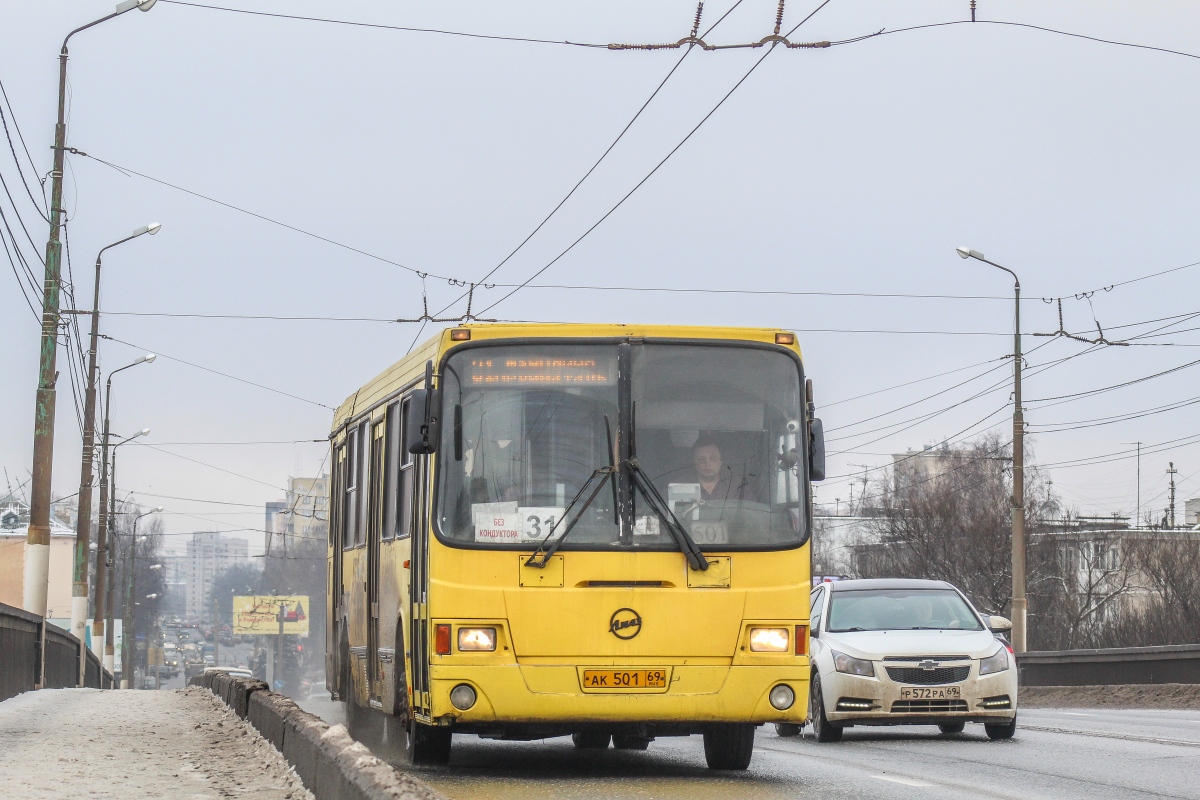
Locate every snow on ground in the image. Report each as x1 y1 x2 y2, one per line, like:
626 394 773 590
0 686 314 799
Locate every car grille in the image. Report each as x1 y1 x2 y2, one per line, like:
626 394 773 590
885 666 970 685
883 655 970 662
892 699 969 713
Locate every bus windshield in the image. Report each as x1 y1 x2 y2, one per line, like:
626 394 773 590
435 341 806 551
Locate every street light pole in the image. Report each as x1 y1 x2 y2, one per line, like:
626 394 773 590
22 1 159 671
122 506 162 689
957 247 1027 652
92 356 154 670
71 224 161 685
107 429 149 680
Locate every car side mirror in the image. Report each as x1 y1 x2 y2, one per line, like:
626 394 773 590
987 615 1013 633
809 418 826 482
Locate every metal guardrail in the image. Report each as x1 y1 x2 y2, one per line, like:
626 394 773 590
0 601 114 700
1017 644 1200 686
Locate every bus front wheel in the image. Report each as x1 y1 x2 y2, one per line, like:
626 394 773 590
406 720 452 767
702 724 755 770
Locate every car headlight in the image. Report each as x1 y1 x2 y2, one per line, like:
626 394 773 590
457 627 497 652
832 649 875 677
749 627 790 652
979 646 1009 675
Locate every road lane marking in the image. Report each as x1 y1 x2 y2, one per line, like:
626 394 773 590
1023 725 1200 749
1063 712 1094 717
871 775 935 787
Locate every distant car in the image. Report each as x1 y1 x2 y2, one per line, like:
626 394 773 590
798 578 1018 742
203 666 253 679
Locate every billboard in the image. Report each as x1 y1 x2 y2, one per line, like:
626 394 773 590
232 595 309 635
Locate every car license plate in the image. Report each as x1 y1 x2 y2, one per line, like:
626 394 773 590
900 686 962 700
581 669 668 690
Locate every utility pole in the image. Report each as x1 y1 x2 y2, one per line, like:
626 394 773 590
22 0 159 687
276 601 285 692
70 225 160 686
213 596 220 667
957 247 1026 652
1167 462 1178 530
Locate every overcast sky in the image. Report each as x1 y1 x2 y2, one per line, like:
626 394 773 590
3 0 1199 555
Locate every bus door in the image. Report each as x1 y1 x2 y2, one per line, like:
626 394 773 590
367 420 385 707
327 443 346 698
408 448 432 718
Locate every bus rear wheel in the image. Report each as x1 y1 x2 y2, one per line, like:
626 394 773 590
406 720 452 766
571 732 611 749
702 724 755 770
612 734 651 750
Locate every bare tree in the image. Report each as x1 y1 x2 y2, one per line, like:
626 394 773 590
1106 535 1200 646
854 434 1060 619
1027 526 1136 649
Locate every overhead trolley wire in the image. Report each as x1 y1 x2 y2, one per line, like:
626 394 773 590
428 0 750 324
159 0 611 49
475 0 836 318
101 333 335 410
831 19 1200 62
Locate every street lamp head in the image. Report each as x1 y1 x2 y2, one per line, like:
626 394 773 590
956 247 985 261
131 222 162 237
116 0 157 12
136 427 151 439
148 564 163 570
153 506 164 513
145 593 159 599
137 353 157 365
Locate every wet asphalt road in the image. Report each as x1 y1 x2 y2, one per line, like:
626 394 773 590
298 698 1200 799
422 708 1200 800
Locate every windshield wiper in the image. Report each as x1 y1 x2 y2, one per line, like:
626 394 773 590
524 465 616 568
627 458 709 572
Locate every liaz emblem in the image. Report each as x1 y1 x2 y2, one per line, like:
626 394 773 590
609 608 642 640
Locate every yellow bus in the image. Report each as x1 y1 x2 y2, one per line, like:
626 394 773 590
326 323 826 769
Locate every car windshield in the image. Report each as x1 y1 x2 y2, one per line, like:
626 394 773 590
435 341 806 550
826 588 984 632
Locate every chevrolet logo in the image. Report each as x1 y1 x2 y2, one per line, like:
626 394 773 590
918 659 940 670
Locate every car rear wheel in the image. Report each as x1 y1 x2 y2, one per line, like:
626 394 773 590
985 716 1017 740
810 674 843 743
702 724 755 770
938 722 965 734
572 732 611 749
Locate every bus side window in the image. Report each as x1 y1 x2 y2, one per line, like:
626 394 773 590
357 420 370 548
344 427 358 550
331 444 345 547
397 397 414 539
383 403 399 540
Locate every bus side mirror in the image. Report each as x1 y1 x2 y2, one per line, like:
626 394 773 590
809 418 826 481
406 361 440 455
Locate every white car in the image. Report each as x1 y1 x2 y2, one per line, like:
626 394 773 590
795 578 1018 742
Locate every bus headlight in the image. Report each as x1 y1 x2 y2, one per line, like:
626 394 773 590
457 627 497 652
749 627 789 652
769 684 795 710
450 684 477 710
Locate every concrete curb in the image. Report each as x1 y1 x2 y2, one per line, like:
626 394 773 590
190 675 445 800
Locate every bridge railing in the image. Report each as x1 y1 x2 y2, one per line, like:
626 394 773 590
0 601 114 700
1017 644 1200 686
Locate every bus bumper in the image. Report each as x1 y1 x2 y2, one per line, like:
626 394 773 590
427 664 810 728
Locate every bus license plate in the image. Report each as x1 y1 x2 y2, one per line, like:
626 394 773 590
900 686 962 700
582 669 668 690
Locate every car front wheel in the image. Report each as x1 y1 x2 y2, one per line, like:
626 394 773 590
810 674 843 743
938 722 965 734
985 716 1017 740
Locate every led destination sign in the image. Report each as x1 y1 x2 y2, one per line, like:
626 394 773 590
466 354 616 386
